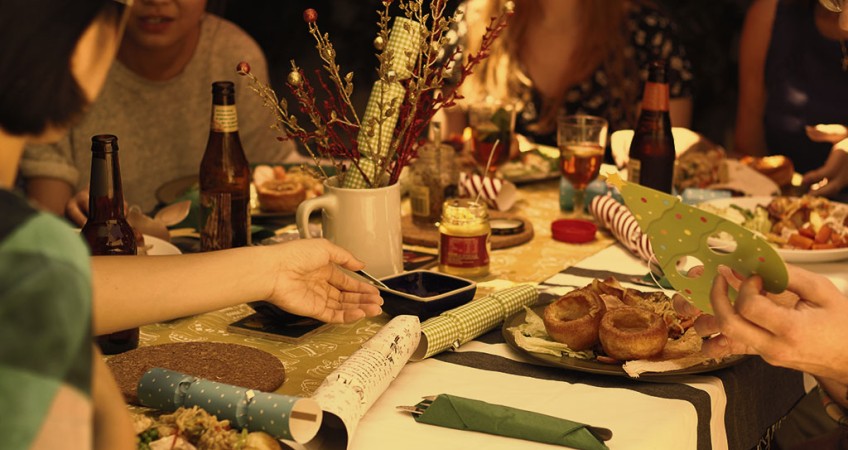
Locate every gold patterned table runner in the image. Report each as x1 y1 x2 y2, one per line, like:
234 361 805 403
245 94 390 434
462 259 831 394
138 179 614 396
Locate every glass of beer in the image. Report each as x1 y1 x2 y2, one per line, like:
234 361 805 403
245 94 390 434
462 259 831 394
468 99 516 175
557 114 608 218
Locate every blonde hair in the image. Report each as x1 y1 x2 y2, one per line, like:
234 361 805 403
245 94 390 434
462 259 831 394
461 0 640 134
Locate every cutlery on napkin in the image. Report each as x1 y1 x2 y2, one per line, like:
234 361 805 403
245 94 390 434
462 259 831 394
397 394 611 449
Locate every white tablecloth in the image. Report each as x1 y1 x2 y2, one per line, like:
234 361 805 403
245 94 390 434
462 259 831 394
345 244 812 450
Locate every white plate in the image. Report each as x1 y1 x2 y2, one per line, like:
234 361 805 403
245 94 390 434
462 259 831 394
75 229 182 256
144 234 181 256
698 196 848 263
610 127 701 167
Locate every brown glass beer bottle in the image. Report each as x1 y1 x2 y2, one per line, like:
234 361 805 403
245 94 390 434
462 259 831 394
80 134 140 355
200 81 251 251
627 60 676 193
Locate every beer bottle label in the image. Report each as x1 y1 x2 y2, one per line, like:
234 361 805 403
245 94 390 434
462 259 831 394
211 105 239 133
200 190 251 250
627 158 642 185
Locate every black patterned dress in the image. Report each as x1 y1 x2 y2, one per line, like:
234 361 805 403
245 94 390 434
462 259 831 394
449 2 694 147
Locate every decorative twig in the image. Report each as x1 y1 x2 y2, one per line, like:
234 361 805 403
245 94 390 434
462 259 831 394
236 2 513 188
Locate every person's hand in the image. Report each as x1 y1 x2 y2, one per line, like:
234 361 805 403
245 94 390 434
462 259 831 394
805 124 848 144
801 138 848 197
698 264 848 383
264 239 383 324
65 189 89 227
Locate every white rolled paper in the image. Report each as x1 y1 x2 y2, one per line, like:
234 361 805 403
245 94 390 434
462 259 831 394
458 172 517 212
590 194 653 263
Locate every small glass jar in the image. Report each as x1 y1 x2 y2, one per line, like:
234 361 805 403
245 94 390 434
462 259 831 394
410 126 458 226
438 199 491 278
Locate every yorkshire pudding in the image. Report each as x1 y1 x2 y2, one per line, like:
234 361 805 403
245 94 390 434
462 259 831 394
256 179 306 212
599 306 668 361
543 287 606 351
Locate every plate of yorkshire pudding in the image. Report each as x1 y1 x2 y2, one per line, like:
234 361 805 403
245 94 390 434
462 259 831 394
502 278 747 378
250 164 327 217
156 164 331 219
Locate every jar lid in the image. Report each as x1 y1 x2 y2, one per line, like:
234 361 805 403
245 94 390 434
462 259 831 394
490 218 524 235
551 219 597 244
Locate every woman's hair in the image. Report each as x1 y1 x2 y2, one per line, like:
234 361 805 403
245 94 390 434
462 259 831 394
0 0 111 136
461 0 640 134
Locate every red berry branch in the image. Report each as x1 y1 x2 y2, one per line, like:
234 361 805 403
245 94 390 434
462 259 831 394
237 2 511 188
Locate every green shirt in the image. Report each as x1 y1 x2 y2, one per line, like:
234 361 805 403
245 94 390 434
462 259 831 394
0 190 92 449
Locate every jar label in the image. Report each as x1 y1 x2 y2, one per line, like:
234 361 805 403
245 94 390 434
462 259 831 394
212 105 239 133
410 185 430 218
439 233 489 268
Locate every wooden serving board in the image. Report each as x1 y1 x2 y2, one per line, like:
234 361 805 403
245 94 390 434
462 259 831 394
402 210 534 249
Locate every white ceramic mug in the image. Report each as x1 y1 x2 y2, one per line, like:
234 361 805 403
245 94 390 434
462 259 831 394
296 177 404 278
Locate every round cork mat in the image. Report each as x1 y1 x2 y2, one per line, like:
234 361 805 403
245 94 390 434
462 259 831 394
106 342 285 404
402 210 534 249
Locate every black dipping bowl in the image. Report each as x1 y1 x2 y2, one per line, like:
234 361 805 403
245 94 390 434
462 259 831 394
378 270 477 320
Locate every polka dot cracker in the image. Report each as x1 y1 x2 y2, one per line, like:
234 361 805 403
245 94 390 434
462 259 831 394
137 368 322 443
606 174 788 313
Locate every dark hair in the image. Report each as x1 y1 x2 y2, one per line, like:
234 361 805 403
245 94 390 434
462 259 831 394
0 0 112 136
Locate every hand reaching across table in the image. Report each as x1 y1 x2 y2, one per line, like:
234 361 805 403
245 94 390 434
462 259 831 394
801 138 848 197
91 239 383 334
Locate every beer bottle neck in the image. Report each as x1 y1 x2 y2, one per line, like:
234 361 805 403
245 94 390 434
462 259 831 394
640 81 670 113
88 150 125 220
210 94 239 134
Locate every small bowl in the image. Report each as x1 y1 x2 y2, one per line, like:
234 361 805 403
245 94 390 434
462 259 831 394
378 270 477 320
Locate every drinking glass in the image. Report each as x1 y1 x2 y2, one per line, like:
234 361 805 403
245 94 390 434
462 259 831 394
468 99 516 175
557 114 608 218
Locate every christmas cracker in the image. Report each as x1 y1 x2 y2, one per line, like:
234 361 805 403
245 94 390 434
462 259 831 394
345 17 424 188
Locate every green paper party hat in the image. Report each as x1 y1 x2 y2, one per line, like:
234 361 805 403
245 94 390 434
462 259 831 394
606 173 788 313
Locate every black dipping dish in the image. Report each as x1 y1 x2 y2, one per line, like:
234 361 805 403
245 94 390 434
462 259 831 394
378 270 477 320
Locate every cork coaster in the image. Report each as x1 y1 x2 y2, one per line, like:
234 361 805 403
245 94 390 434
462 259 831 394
106 342 285 404
402 211 534 249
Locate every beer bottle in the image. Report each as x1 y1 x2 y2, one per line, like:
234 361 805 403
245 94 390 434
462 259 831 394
200 81 251 251
627 60 676 193
81 134 139 355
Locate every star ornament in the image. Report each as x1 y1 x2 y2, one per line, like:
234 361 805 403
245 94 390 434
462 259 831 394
606 173 788 313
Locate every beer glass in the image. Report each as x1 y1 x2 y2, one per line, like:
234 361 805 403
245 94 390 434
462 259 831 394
557 114 608 218
468 99 516 175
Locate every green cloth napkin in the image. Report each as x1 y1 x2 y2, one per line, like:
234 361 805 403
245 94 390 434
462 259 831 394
413 394 609 450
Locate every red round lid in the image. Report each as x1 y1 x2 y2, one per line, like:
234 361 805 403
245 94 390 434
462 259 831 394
551 219 597 244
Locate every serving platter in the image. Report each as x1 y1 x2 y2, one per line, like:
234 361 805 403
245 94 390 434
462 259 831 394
502 305 746 379
698 196 848 263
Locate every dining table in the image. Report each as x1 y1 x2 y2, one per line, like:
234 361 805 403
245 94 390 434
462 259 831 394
138 172 848 450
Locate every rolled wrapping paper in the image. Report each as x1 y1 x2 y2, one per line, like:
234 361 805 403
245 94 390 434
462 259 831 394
307 315 420 450
589 194 654 263
413 394 609 450
341 158 379 191
412 284 538 360
137 368 322 443
345 80 406 189
383 17 425 80
458 172 518 211
345 17 423 189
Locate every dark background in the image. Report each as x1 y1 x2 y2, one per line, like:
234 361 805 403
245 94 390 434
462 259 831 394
217 0 753 151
